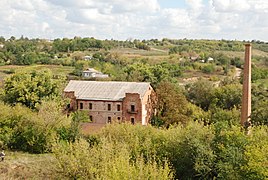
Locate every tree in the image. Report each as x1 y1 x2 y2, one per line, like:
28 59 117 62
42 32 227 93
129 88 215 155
211 83 242 110
72 60 88 76
212 125 248 179
2 69 61 109
155 82 189 127
243 126 268 179
186 79 214 111
124 62 155 83
251 84 268 125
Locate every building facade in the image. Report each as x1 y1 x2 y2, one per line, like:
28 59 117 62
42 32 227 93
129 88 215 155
64 80 156 125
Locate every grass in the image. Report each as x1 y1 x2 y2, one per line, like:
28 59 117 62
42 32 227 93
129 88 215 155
0 64 74 82
0 150 63 179
110 47 168 57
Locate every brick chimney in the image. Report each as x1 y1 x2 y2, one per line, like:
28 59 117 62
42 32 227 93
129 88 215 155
240 44 251 129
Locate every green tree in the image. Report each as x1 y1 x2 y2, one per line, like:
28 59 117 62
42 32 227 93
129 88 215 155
212 125 248 179
186 79 214 111
3 69 61 109
243 126 268 179
164 122 215 179
124 62 156 83
211 83 242 110
251 84 268 125
72 60 88 76
155 82 189 127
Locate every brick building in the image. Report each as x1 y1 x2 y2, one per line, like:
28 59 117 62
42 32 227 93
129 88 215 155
64 80 156 125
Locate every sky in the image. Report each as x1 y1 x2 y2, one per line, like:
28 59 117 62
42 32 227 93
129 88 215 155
0 0 268 41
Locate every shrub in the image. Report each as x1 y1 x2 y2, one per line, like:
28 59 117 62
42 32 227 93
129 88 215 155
202 64 215 74
53 138 174 179
243 126 268 179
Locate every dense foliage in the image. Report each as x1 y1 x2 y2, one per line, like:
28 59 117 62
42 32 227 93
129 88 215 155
0 36 267 179
2 69 62 109
52 123 268 179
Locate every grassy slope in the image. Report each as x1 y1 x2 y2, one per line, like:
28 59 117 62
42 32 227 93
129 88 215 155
0 150 63 179
0 65 74 82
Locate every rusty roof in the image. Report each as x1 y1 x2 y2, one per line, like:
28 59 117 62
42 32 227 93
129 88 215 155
64 80 151 101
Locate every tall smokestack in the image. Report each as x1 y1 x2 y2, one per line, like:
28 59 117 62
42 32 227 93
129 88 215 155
241 44 251 129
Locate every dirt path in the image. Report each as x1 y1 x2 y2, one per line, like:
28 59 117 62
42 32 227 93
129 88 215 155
150 47 168 53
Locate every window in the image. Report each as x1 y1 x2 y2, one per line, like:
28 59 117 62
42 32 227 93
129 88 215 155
108 104 111 111
89 116 93 121
117 117 121 121
80 102 83 109
89 103 92 110
131 105 135 112
131 118 135 125
117 104 121 111
108 116 112 123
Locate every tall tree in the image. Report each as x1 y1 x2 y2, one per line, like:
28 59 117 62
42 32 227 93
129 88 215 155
186 79 214 111
155 82 189 127
2 69 61 109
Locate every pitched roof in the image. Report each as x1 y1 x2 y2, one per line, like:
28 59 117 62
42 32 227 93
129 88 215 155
82 68 99 73
64 80 151 101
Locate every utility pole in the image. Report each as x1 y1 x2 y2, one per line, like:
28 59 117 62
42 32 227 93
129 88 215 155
241 44 251 131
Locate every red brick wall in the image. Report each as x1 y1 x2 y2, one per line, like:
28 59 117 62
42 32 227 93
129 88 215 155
141 86 156 125
64 91 77 111
76 100 123 124
122 93 142 124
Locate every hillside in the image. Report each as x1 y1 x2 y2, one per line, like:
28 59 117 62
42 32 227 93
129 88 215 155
1 38 267 88
0 38 267 179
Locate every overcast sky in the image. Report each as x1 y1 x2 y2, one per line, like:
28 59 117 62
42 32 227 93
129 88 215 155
0 0 267 41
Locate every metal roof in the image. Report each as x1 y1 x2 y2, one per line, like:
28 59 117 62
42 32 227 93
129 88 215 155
64 80 151 101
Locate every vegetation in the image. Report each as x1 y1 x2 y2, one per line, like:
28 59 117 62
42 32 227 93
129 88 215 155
0 36 267 179
25 122 268 179
2 69 63 109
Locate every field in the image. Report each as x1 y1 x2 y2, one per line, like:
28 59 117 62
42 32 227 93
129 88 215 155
0 65 74 84
0 150 61 179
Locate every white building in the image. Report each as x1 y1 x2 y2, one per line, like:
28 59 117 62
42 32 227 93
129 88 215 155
82 68 109 78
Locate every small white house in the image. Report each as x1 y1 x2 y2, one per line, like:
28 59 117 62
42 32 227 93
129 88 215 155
82 68 109 78
0 44 4 48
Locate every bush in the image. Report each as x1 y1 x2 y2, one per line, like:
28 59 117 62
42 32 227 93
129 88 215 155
202 64 215 74
212 125 249 179
53 138 174 179
0 100 73 153
243 126 268 179
164 122 215 179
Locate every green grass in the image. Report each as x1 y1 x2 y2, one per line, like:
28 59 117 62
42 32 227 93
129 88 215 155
0 150 63 179
0 64 74 81
17 65 74 76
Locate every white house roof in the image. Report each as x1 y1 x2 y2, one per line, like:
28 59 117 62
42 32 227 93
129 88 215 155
64 80 151 101
82 68 99 73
